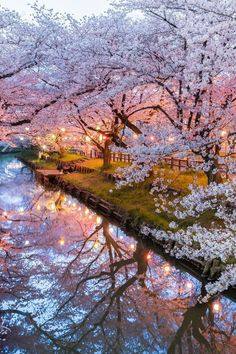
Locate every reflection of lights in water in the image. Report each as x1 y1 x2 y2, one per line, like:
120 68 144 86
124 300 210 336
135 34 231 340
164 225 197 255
213 302 220 313
130 244 135 250
6 161 23 170
25 240 30 246
59 239 65 246
186 281 193 290
163 263 171 274
96 216 101 224
93 241 100 249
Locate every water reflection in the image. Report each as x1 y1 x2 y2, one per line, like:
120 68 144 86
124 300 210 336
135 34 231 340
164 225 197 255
0 156 236 353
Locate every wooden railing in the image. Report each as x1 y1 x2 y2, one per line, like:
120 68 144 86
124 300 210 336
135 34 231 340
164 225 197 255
77 149 232 175
110 152 132 163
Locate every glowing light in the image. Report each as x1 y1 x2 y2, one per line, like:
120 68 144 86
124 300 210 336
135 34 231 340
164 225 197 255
93 241 100 249
150 136 155 141
72 203 76 208
89 215 92 219
96 125 100 130
61 128 66 133
42 145 47 150
51 134 56 139
99 134 103 142
109 227 114 232
19 207 24 213
96 216 102 224
221 130 227 137
163 263 171 274
130 244 135 250
3 211 8 217
25 240 30 246
36 205 41 211
78 206 81 211
147 254 152 260
186 281 193 290
25 127 30 131
85 136 91 142
36 137 41 141
133 134 137 139
168 136 175 142
48 202 56 211
85 208 89 215
59 238 65 246
213 302 220 313
20 137 24 141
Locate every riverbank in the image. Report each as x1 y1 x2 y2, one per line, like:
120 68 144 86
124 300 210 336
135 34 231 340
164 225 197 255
1 155 236 353
17 151 236 299
17 150 210 230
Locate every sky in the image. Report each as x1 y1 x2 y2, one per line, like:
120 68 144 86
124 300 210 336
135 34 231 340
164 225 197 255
0 0 112 18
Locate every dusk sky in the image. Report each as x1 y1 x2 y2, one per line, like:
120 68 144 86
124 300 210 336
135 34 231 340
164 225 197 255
0 0 111 17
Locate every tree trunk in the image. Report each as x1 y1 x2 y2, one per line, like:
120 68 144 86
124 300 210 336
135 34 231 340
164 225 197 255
103 140 111 170
203 145 223 185
205 164 223 185
57 139 65 157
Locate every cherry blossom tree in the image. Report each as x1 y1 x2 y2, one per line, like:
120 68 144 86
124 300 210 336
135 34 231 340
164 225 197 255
114 0 236 184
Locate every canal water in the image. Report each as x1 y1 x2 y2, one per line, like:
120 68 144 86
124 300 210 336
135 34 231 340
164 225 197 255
0 156 235 353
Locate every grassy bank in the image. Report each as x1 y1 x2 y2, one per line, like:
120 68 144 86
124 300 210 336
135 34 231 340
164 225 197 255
18 151 213 231
17 150 85 170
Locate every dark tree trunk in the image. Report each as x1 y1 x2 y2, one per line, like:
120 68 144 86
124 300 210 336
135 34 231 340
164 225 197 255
205 145 223 185
103 140 111 170
205 164 223 185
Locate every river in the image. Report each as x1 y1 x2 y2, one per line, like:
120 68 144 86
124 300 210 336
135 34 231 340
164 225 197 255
0 156 235 353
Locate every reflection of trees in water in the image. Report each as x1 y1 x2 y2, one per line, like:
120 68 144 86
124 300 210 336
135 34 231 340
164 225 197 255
168 287 221 354
0 163 236 352
2 215 235 353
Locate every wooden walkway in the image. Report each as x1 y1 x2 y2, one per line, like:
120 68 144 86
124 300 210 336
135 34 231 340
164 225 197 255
37 169 62 176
